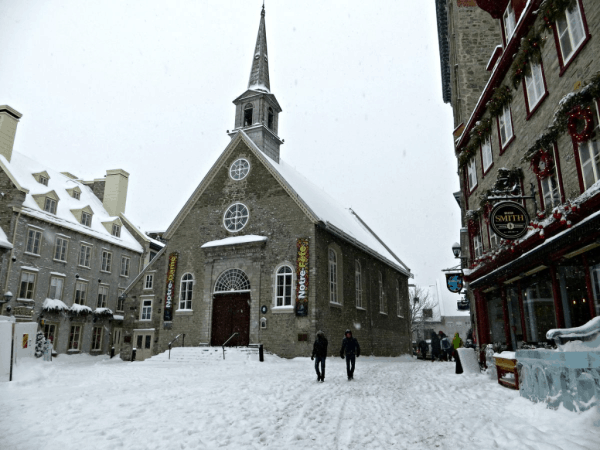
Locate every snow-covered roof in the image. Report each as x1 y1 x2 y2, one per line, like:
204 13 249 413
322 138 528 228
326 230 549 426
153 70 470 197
0 225 13 249
0 152 143 253
201 235 267 248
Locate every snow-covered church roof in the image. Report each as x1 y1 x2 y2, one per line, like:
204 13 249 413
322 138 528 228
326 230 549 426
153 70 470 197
0 152 143 252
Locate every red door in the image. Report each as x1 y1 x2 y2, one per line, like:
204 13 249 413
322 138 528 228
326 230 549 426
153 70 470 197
211 293 250 346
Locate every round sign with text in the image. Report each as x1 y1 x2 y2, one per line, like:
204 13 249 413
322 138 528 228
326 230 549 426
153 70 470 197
490 201 529 239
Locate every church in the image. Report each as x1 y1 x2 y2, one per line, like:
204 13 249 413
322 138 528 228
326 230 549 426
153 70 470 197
120 7 412 360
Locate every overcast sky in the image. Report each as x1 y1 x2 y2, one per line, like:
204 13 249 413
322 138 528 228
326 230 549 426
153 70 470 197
1 0 462 310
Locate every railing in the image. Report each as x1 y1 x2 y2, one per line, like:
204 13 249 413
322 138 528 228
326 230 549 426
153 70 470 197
222 332 239 360
168 333 185 360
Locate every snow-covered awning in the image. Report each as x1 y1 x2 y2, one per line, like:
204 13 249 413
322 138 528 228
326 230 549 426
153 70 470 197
201 235 267 249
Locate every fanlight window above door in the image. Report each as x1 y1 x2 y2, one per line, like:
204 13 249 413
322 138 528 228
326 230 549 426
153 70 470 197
214 269 251 293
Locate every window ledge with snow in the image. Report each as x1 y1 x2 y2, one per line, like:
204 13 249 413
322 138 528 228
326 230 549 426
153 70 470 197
272 306 294 314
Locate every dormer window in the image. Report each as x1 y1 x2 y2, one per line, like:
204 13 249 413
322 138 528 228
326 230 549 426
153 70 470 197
244 103 253 127
73 191 80 200
503 3 516 44
40 176 48 186
112 224 121 237
81 211 92 227
44 197 57 214
268 107 274 130
32 171 51 186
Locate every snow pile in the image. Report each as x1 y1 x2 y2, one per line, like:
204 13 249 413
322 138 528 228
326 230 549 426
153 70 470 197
93 307 113 316
42 298 68 311
2 353 599 449
201 235 267 248
69 304 92 314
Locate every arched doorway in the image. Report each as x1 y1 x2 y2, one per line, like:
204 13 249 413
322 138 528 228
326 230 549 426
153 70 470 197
211 269 251 346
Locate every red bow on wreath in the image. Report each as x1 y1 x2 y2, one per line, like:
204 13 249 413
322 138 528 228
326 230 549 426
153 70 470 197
567 106 594 143
530 150 554 179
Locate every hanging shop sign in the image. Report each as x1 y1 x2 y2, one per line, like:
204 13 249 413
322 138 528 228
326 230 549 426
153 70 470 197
490 201 529 240
164 253 178 322
296 238 309 316
446 273 464 293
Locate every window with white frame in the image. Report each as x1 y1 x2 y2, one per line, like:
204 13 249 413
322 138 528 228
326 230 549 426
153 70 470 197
81 211 92 227
79 244 92 267
26 228 42 255
223 203 249 232
112 224 121 237
44 197 57 214
481 139 493 172
74 281 87 305
54 237 68 262
120 256 130 277
72 190 80 200
43 323 56 346
489 226 501 249
396 280 403 318
541 174 561 208
473 234 483 258
91 326 103 351
503 2 516 43
141 298 152 320
18 271 36 299
39 175 48 186
355 260 363 308
499 105 514 147
467 159 477 191
525 63 546 110
68 325 82 351
48 276 64 300
179 274 194 310
275 265 293 307
97 285 108 308
556 0 586 64
329 248 338 304
144 274 154 290
117 289 125 312
578 113 600 190
379 272 387 314
101 250 112 272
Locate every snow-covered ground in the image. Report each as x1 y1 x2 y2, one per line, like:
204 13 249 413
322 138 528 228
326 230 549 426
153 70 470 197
1 349 599 450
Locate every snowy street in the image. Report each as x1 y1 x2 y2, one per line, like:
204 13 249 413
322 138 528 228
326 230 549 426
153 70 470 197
1 349 599 450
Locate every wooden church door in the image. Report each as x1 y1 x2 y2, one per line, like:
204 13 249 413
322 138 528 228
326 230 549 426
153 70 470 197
211 293 250 346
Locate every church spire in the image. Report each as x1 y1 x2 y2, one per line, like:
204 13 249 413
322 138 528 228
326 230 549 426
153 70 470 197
248 5 270 92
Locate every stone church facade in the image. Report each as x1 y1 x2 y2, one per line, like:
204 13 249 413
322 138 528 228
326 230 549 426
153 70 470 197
120 7 412 360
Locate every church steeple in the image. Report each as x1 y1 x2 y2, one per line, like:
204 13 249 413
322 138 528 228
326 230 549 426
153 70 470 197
229 5 283 163
248 5 270 92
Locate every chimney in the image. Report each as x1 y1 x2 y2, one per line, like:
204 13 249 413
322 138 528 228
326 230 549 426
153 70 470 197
103 169 129 216
0 105 23 163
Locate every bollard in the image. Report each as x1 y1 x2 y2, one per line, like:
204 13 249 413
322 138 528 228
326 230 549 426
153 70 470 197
110 346 115 359
168 343 172 359
259 344 264 362
182 334 185 347
131 347 137 362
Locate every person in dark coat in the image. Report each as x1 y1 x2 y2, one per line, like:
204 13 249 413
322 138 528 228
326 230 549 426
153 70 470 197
418 339 428 360
439 331 452 361
340 329 360 380
311 330 328 382
430 331 441 362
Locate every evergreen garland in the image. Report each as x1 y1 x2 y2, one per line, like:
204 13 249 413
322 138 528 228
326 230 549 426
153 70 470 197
458 117 493 168
487 85 513 117
510 28 546 89
538 0 577 33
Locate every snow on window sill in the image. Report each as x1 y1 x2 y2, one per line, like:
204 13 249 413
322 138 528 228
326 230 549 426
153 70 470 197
330 302 342 308
24 252 41 257
176 309 193 315
379 311 388 316
16 298 35 303
356 306 366 311
272 306 294 314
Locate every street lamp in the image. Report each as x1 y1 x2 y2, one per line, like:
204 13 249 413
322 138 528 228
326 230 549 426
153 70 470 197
1 291 13 314
452 242 461 258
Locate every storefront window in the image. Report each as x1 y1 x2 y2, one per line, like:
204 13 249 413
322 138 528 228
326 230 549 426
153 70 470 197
506 287 523 348
591 263 600 317
558 259 592 328
521 271 556 344
486 293 505 345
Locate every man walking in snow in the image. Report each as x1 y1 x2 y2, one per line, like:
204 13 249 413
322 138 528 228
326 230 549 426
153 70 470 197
340 329 360 380
430 331 441 362
311 330 328 382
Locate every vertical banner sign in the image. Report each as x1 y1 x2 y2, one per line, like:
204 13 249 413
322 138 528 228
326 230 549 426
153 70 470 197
296 238 309 316
164 253 178 322
22 334 29 348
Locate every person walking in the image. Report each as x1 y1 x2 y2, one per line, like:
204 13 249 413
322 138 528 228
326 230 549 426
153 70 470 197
418 339 428 360
452 332 463 361
440 332 452 361
340 329 360 380
311 330 328 382
430 331 441 362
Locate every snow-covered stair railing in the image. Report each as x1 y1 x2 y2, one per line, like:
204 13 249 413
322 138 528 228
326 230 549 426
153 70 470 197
516 317 600 412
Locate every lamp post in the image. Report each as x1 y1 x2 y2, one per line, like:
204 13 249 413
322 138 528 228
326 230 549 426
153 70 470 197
0 291 13 315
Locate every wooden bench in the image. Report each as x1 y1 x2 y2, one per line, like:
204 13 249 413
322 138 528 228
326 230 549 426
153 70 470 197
494 355 519 390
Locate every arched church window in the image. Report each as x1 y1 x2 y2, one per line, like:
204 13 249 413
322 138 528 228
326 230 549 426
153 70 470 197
275 265 293 307
179 273 194 310
223 203 249 232
214 269 251 293
244 103 254 127
268 107 274 130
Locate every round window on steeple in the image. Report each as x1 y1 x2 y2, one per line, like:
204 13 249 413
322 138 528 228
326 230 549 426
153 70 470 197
230 158 250 180
223 203 249 232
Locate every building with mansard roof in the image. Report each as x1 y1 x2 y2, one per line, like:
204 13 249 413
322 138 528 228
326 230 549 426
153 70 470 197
0 105 163 355
120 7 412 360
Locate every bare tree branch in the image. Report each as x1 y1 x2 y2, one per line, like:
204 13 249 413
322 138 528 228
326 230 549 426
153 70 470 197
409 286 440 342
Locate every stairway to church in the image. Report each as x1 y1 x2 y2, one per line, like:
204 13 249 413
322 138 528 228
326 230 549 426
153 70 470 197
142 346 262 365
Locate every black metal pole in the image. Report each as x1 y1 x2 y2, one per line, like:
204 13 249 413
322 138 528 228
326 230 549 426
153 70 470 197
182 334 185 347
259 344 264 362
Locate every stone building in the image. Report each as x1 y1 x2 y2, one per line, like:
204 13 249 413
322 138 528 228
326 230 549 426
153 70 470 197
0 105 163 355
437 0 600 350
120 7 412 360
